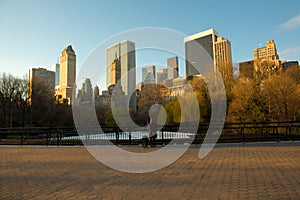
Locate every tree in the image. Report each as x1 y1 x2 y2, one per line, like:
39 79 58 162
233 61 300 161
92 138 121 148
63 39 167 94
262 74 300 121
0 73 19 127
137 83 168 124
187 76 211 123
14 77 30 127
227 78 267 122
285 65 300 84
29 78 56 126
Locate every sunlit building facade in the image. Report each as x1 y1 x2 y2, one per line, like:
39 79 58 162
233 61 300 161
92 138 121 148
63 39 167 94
57 45 76 105
214 37 233 80
28 67 55 105
253 40 281 77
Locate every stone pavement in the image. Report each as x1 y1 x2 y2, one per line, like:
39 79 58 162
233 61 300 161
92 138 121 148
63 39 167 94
1 142 300 200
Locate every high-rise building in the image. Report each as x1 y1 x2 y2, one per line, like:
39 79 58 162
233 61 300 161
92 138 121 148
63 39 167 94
214 37 233 80
253 40 281 77
52 63 60 86
94 86 100 98
106 40 136 95
77 78 93 103
157 68 168 83
28 67 55 105
142 65 156 84
106 40 136 110
184 29 233 80
167 56 179 79
57 45 76 105
184 29 219 76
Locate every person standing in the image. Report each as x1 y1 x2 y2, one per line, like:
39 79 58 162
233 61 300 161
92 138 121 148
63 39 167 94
148 116 157 147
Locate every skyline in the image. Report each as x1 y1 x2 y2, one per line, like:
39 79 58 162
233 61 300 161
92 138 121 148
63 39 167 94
1 1 300 88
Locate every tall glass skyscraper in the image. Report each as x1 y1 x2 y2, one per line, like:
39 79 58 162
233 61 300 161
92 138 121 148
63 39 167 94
184 29 219 75
106 40 136 110
167 56 179 79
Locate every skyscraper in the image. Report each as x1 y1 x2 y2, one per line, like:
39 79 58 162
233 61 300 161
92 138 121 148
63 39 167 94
57 45 76 105
167 56 179 79
106 40 136 110
157 69 168 83
28 67 55 105
94 86 100 99
52 63 60 86
185 29 219 76
142 65 156 84
214 37 233 80
106 40 136 96
184 29 233 80
77 78 93 103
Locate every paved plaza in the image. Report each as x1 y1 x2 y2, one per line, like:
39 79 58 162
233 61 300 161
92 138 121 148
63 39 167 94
1 142 300 200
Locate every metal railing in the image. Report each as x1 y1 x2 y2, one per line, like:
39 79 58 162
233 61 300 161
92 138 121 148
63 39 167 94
0 121 300 146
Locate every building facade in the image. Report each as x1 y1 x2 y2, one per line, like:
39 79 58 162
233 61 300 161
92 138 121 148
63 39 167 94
167 56 179 79
282 60 299 70
214 37 233 80
94 86 100 99
142 65 156 85
106 40 136 111
253 40 281 77
77 78 93 103
52 63 60 86
184 28 233 81
57 45 76 105
28 67 55 105
184 29 219 75
106 40 136 96
157 68 168 83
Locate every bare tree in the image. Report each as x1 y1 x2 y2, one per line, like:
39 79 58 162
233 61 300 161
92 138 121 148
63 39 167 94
14 77 30 127
0 73 19 127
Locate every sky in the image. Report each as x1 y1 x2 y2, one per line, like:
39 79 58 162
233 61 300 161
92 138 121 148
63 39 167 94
1 0 300 90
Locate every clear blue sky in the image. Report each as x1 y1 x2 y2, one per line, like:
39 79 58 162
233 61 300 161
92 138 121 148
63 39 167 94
1 0 300 89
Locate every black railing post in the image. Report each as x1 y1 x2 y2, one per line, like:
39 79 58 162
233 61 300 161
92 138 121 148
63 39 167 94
46 131 49 146
161 130 164 146
85 132 88 146
129 131 131 146
20 130 23 146
276 125 279 142
57 131 60 147
242 123 245 143
115 128 119 145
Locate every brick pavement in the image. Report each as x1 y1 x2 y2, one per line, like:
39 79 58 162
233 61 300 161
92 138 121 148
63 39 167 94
0 142 300 200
